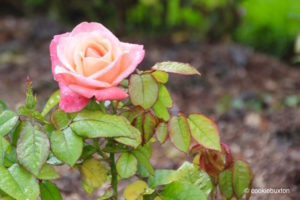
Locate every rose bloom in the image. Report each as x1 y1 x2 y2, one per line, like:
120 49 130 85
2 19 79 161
50 22 145 112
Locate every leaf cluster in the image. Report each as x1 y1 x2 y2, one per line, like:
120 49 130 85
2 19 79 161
0 62 252 200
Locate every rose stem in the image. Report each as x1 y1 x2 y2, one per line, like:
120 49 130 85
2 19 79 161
109 152 118 199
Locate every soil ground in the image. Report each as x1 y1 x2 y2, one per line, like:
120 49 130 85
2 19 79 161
0 16 299 200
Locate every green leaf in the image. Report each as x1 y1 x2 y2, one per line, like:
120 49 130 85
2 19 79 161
80 158 107 194
85 100 106 112
160 181 206 200
132 146 154 175
4 146 17 167
17 122 50 175
50 127 83 166
174 162 212 196
132 112 143 133
117 153 137 179
0 164 39 200
219 169 233 199
0 137 10 165
152 101 170 121
152 84 172 121
25 78 37 110
148 162 212 196
168 114 191 152
114 126 141 148
18 106 49 124
157 85 172 108
80 144 97 160
0 110 18 137
0 99 7 113
124 180 153 200
0 195 14 200
41 90 60 117
40 180 62 200
152 71 169 83
233 160 252 198
143 112 158 144
188 114 221 151
71 111 141 148
51 109 71 129
152 62 201 76
122 107 144 123
129 74 159 109
10 121 25 146
148 170 176 188
155 122 168 143
37 164 59 180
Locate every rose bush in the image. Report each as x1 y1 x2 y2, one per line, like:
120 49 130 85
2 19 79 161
0 22 253 200
50 22 145 112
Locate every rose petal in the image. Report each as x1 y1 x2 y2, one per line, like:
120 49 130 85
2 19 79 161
54 65 112 88
68 84 128 101
71 22 118 41
88 52 122 82
50 33 70 80
112 43 145 85
58 82 89 112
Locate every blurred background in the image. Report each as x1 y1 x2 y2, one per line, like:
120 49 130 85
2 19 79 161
0 0 299 199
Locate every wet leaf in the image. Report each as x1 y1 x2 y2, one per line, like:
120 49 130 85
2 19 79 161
0 164 39 200
51 109 71 129
71 111 141 148
17 122 50 175
160 181 205 200
0 110 18 137
149 162 212 196
50 128 83 166
3 146 17 167
0 137 10 165
41 90 60 117
152 62 200 76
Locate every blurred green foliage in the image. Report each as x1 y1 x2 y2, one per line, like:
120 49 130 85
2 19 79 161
2 0 299 58
235 0 300 58
19 0 239 41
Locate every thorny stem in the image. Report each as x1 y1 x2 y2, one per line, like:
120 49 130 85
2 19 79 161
109 152 118 200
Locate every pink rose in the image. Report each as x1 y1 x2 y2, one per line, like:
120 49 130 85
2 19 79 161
50 22 145 112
